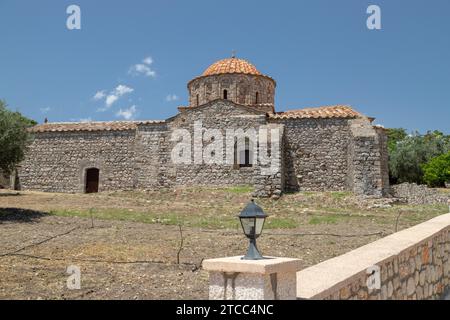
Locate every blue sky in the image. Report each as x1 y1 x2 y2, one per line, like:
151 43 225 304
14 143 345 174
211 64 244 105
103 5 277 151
0 0 449 133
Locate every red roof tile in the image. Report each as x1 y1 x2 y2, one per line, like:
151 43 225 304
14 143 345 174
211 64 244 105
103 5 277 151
29 120 164 133
270 105 364 119
202 57 261 76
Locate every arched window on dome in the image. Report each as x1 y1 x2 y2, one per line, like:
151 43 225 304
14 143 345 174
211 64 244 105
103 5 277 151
255 92 259 104
223 89 228 100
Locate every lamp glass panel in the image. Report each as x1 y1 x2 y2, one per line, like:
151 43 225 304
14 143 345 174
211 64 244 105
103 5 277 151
255 217 266 236
240 217 256 237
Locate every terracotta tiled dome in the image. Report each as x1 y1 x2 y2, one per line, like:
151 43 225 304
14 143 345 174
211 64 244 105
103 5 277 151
202 57 262 76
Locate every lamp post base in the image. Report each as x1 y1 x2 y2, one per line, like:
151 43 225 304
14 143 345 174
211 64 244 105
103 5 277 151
242 239 264 260
203 256 302 300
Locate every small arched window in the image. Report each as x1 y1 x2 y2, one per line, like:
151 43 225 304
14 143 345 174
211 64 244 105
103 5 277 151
223 89 228 100
233 137 253 168
255 92 259 104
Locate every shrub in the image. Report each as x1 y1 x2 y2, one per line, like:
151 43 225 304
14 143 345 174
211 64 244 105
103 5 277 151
422 151 450 187
389 131 450 184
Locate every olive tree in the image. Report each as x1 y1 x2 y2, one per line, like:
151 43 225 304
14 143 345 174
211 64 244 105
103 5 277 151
0 100 36 174
389 130 450 184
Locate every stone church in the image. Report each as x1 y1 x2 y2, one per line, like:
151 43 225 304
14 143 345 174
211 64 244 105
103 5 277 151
18 57 390 198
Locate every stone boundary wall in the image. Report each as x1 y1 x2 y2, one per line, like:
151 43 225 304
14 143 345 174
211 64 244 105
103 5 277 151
297 212 450 300
391 183 450 205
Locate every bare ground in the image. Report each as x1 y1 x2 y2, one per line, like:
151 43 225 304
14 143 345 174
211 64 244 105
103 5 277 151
0 188 448 300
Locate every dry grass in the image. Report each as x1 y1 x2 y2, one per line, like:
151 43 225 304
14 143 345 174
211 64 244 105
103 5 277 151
0 187 448 299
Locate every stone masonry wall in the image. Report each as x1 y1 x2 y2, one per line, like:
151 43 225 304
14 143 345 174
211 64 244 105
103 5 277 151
155 100 284 197
272 116 389 196
188 74 275 108
18 101 387 198
271 118 352 192
18 102 283 197
134 123 171 189
19 130 136 193
376 127 390 195
297 213 450 300
392 183 450 205
347 119 389 196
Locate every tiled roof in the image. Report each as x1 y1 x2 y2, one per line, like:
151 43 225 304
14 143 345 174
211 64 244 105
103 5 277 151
188 57 276 85
29 120 164 133
177 105 190 111
202 57 262 76
270 105 364 120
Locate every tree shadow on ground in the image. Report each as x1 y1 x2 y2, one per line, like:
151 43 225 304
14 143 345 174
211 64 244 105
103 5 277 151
0 208 48 223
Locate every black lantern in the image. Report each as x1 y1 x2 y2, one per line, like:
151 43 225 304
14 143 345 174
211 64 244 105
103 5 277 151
238 199 268 260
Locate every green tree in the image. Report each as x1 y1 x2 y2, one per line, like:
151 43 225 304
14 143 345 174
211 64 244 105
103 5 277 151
389 131 450 184
422 151 450 187
0 100 37 174
386 128 407 153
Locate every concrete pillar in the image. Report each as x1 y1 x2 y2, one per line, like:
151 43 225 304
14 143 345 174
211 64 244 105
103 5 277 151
202 256 301 300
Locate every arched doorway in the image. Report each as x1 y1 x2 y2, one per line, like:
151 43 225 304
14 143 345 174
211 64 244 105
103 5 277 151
85 168 99 193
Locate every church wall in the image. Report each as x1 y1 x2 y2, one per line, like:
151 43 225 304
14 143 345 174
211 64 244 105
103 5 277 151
347 120 390 196
272 118 353 192
134 123 171 189
18 130 136 193
271 117 389 196
18 113 388 198
377 127 391 195
153 101 284 197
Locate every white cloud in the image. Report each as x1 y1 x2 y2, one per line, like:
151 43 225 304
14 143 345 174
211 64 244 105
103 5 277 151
40 107 51 114
116 105 137 120
105 95 118 107
114 84 134 96
97 84 134 111
129 64 156 77
165 94 179 102
129 56 156 77
143 56 153 65
93 90 106 100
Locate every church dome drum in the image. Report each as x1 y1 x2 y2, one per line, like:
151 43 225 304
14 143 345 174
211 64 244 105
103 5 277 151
187 57 276 111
